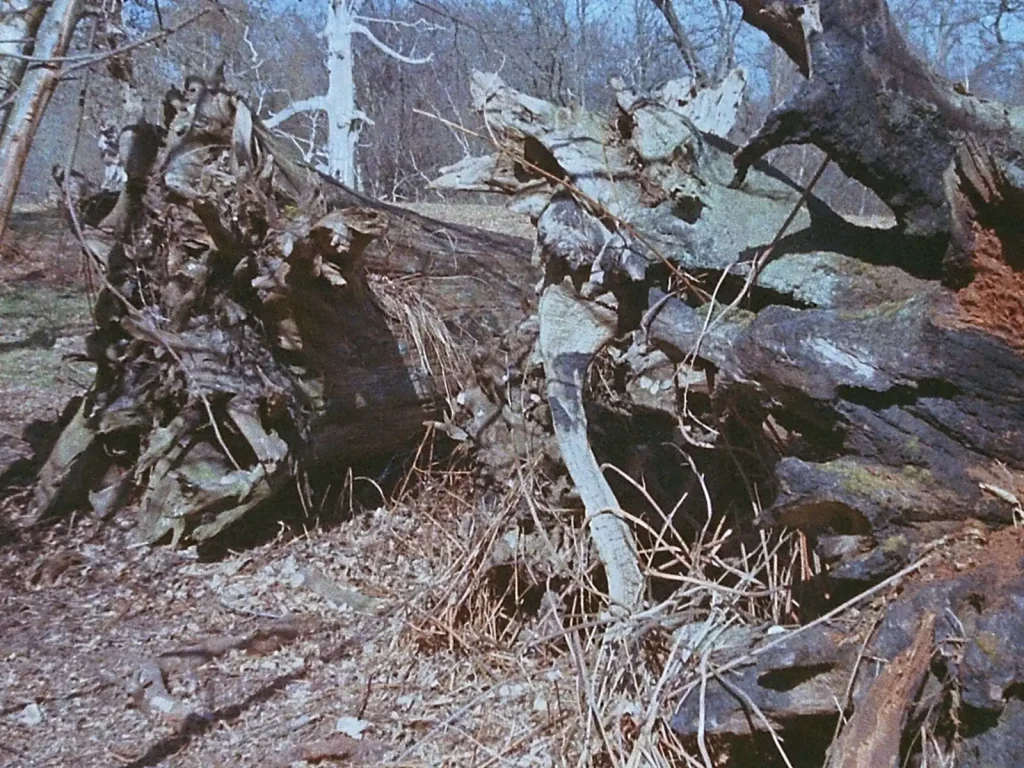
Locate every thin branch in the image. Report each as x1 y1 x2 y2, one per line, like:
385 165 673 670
408 0 482 33
351 22 432 64
263 95 326 128
4 8 209 76
355 14 445 34
651 0 708 85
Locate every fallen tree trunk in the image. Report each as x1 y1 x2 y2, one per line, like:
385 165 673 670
671 527 1024 768
31 75 538 544
13 8 1024 761
433 53 1023 763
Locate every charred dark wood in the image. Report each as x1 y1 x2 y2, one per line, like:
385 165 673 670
729 0 1024 286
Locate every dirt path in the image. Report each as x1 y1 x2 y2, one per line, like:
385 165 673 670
0 477 573 767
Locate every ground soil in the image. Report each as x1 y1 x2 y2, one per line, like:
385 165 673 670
0 481 578 768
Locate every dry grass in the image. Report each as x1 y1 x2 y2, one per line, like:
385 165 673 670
0 430 809 767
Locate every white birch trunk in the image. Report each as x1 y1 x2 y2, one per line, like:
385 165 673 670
0 0 48 137
0 0 81 240
324 0 361 187
266 0 430 188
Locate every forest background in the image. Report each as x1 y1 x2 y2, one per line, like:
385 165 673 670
11 0 1024 215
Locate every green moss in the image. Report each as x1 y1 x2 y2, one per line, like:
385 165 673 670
903 436 923 461
900 463 932 481
880 534 908 553
835 460 932 497
836 297 918 323
975 631 1002 661
696 301 755 328
837 461 893 494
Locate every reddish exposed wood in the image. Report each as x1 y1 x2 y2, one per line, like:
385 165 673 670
825 612 936 768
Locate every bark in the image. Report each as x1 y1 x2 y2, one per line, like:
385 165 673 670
433 63 1024 764
672 549 1024 766
29 77 537 544
324 0 360 186
728 0 1024 285
0 0 81 242
0 0 48 137
730 0 810 75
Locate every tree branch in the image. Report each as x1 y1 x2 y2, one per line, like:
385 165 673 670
728 0 810 76
355 14 445 34
351 22 433 64
2 8 210 76
264 96 326 128
651 0 708 85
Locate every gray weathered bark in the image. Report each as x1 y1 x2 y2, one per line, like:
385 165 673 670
432 63 1024 764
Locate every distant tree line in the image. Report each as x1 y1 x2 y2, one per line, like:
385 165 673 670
5 0 1024 218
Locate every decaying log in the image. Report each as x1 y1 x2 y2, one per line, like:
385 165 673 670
672 527 1024 768
436 50 1023 763
13 16 1024 762
647 288 1024 585
823 611 935 768
29 74 538 543
729 0 1024 285
440 60 1024 577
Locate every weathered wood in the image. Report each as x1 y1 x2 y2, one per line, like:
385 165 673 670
824 612 935 768
434 53 1024 762
436 64 1024 584
729 0 1024 285
538 282 643 612
672 536 1024 768
319 180 537 343
30 77 537 542
646 287 1024 582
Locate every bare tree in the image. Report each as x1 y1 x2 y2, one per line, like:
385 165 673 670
649 0 745 87
264 0 436 188
0 0 49 137
0 0 210 239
